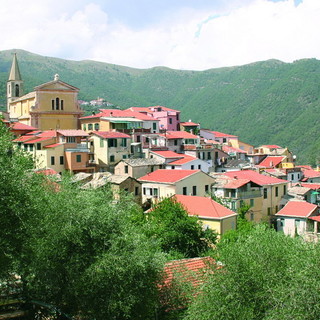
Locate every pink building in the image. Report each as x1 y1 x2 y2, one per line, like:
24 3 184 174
127 106 181 131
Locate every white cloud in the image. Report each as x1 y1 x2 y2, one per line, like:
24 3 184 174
0 0 320 70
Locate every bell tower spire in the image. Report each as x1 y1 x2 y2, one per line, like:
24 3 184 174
7 53 24 112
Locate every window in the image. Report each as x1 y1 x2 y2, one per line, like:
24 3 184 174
60 156 64 165
169 118 173 124
205 185 209 193
191 165 194 170
17 143 22 149
94 123 99 131
108 139 117 148
56 97 60 110
135 187 139 196
153 122 157 130
100 138 104 147
198 165 201 169
222 138 227 143
231 201 236 211
83 124 87 130
207 152 211 160
183 187 187 195
284 185 287 194
263 188 268 199
280 218 284 227
51 156 55 165
267 207 271 215
66 137 76 143
122 155 127 159
24 144 28 151
60 100 64 110
153 188 158 197
275 186 279 197
125 165 129 174
52 100 54 110
37 143 41 150
192 186 197 196
110 155 115 162
88 124 93 130
121 138 127 147
76 155 81 163
136 135 141 142
29 144 33 152
250 199 254 207
174 139 178 146
171 166 175 169
230 190 236 198
275 205 278 213
15 84 19 96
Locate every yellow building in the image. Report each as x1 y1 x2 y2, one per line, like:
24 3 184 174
174 194 237 235
7 54 83 130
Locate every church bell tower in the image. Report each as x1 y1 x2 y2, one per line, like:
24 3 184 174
7 53 24 112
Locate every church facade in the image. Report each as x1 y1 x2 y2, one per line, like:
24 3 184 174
7 54 83 130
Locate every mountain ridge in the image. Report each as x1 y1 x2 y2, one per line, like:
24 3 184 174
0 49 319 165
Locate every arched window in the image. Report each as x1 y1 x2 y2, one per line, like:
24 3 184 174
94 123 100 130
88 124 93 130
15 84 19 97
61 100 64 110
56 98 60 110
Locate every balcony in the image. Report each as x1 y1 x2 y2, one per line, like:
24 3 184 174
65 144 90 153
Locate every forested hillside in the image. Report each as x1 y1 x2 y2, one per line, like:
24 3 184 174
0 49 319 165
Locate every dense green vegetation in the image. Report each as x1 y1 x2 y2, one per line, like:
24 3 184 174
2 121 320 319
0 50 319 162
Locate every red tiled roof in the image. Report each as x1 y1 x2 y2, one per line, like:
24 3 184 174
175 195 236 220
180 122 199 126
210 130 238 138
163 257 214 287
138 169 200 183
258 156 285 168
165 131 198 140
223 178 251 189
23 137 53 144
275 201 318 218
301 170 320 179
44 143 63 148
296 183 320 190
13 135 35 142
10 122 37 130
126 107 150 113
149 105 180 113
35 168 58 176
222 145 247 154
224 170 287 185
151 150 184 159
57 129 89 137
168 155 197 165
39 131 57 138
92 131 131 139
309 216 320 222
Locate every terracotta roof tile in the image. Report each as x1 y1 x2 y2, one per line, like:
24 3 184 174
258 156 285 168
150 150 184 159
275 201 318 218
138 169 200 183
175 195 236 219
57 129 89 137
224 170 287 185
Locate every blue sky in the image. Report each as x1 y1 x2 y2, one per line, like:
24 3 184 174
0 0 317 70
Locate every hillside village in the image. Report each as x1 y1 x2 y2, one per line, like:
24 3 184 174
2 53 320 240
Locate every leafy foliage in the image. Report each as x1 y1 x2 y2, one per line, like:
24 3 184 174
185 225 320 320
146 197 217 259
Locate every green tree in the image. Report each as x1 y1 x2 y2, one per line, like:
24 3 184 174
146 197 217 259
23 179 165 320
185 225 320 320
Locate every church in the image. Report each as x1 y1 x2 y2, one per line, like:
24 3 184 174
6 53 83 130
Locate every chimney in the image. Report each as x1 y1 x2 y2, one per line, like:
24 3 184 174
234 175 238 179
